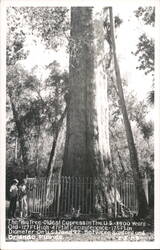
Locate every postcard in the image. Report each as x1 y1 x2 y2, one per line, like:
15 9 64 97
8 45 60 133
0 0 160 249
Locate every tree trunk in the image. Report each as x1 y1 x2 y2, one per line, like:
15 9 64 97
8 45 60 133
8 90 28 175
46 115 66 208
62 7 113 215
109 7 149 217
46 106 67 177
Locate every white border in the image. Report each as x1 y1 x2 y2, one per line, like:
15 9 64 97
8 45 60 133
0 0 7 249
154 0 160 245
0 0 160 249
0 0 158 7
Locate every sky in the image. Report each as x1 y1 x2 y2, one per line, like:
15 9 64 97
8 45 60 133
114 6 154 101
20 6 154 104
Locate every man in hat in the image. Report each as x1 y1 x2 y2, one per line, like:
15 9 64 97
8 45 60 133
8 179 19 218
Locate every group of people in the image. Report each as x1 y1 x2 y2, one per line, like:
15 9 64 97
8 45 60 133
8 178 28 219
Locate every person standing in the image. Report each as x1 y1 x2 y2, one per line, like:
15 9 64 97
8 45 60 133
18 179 28 218
8 179 19 218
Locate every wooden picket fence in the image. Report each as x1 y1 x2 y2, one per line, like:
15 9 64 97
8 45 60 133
116 179 138 217
26 176 140 218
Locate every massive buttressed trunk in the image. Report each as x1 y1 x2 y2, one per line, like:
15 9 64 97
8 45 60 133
62 7 113 214
62 7 111 178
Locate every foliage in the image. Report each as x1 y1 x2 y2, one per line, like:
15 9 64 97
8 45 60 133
26 7 69 49
108 72 154 177
133 34 154 75
147 90 154 106
134 7 155 26
7 7 69 65
6 61 68 178
6 7 69 179
133 7 155 75
7 7 30 65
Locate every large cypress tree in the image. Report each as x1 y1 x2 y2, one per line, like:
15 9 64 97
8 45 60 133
61 7 114 215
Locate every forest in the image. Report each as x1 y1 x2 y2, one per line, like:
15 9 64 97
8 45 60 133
6 6 154 220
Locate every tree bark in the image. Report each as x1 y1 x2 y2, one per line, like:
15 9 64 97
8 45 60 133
8 90 28 175
46 106 67 177
109 7 149 217
46 114 66 207
62 7 113 215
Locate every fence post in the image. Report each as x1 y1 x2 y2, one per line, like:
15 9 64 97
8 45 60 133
57 177 61 216
142 172 149 204
26 176 30 216
114 174 117 218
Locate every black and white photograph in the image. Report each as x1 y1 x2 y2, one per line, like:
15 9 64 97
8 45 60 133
0 0 160 249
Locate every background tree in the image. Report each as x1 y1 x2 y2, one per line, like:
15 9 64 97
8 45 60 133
6 7 72 205
6 7 69 180
108 75 154 180
108 7 149 217
134 6 155 208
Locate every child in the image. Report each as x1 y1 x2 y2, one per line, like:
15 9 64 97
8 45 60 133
8 179 19 218
18 179 28 218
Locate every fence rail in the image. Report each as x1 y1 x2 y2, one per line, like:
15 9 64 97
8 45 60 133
26 176 140 218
